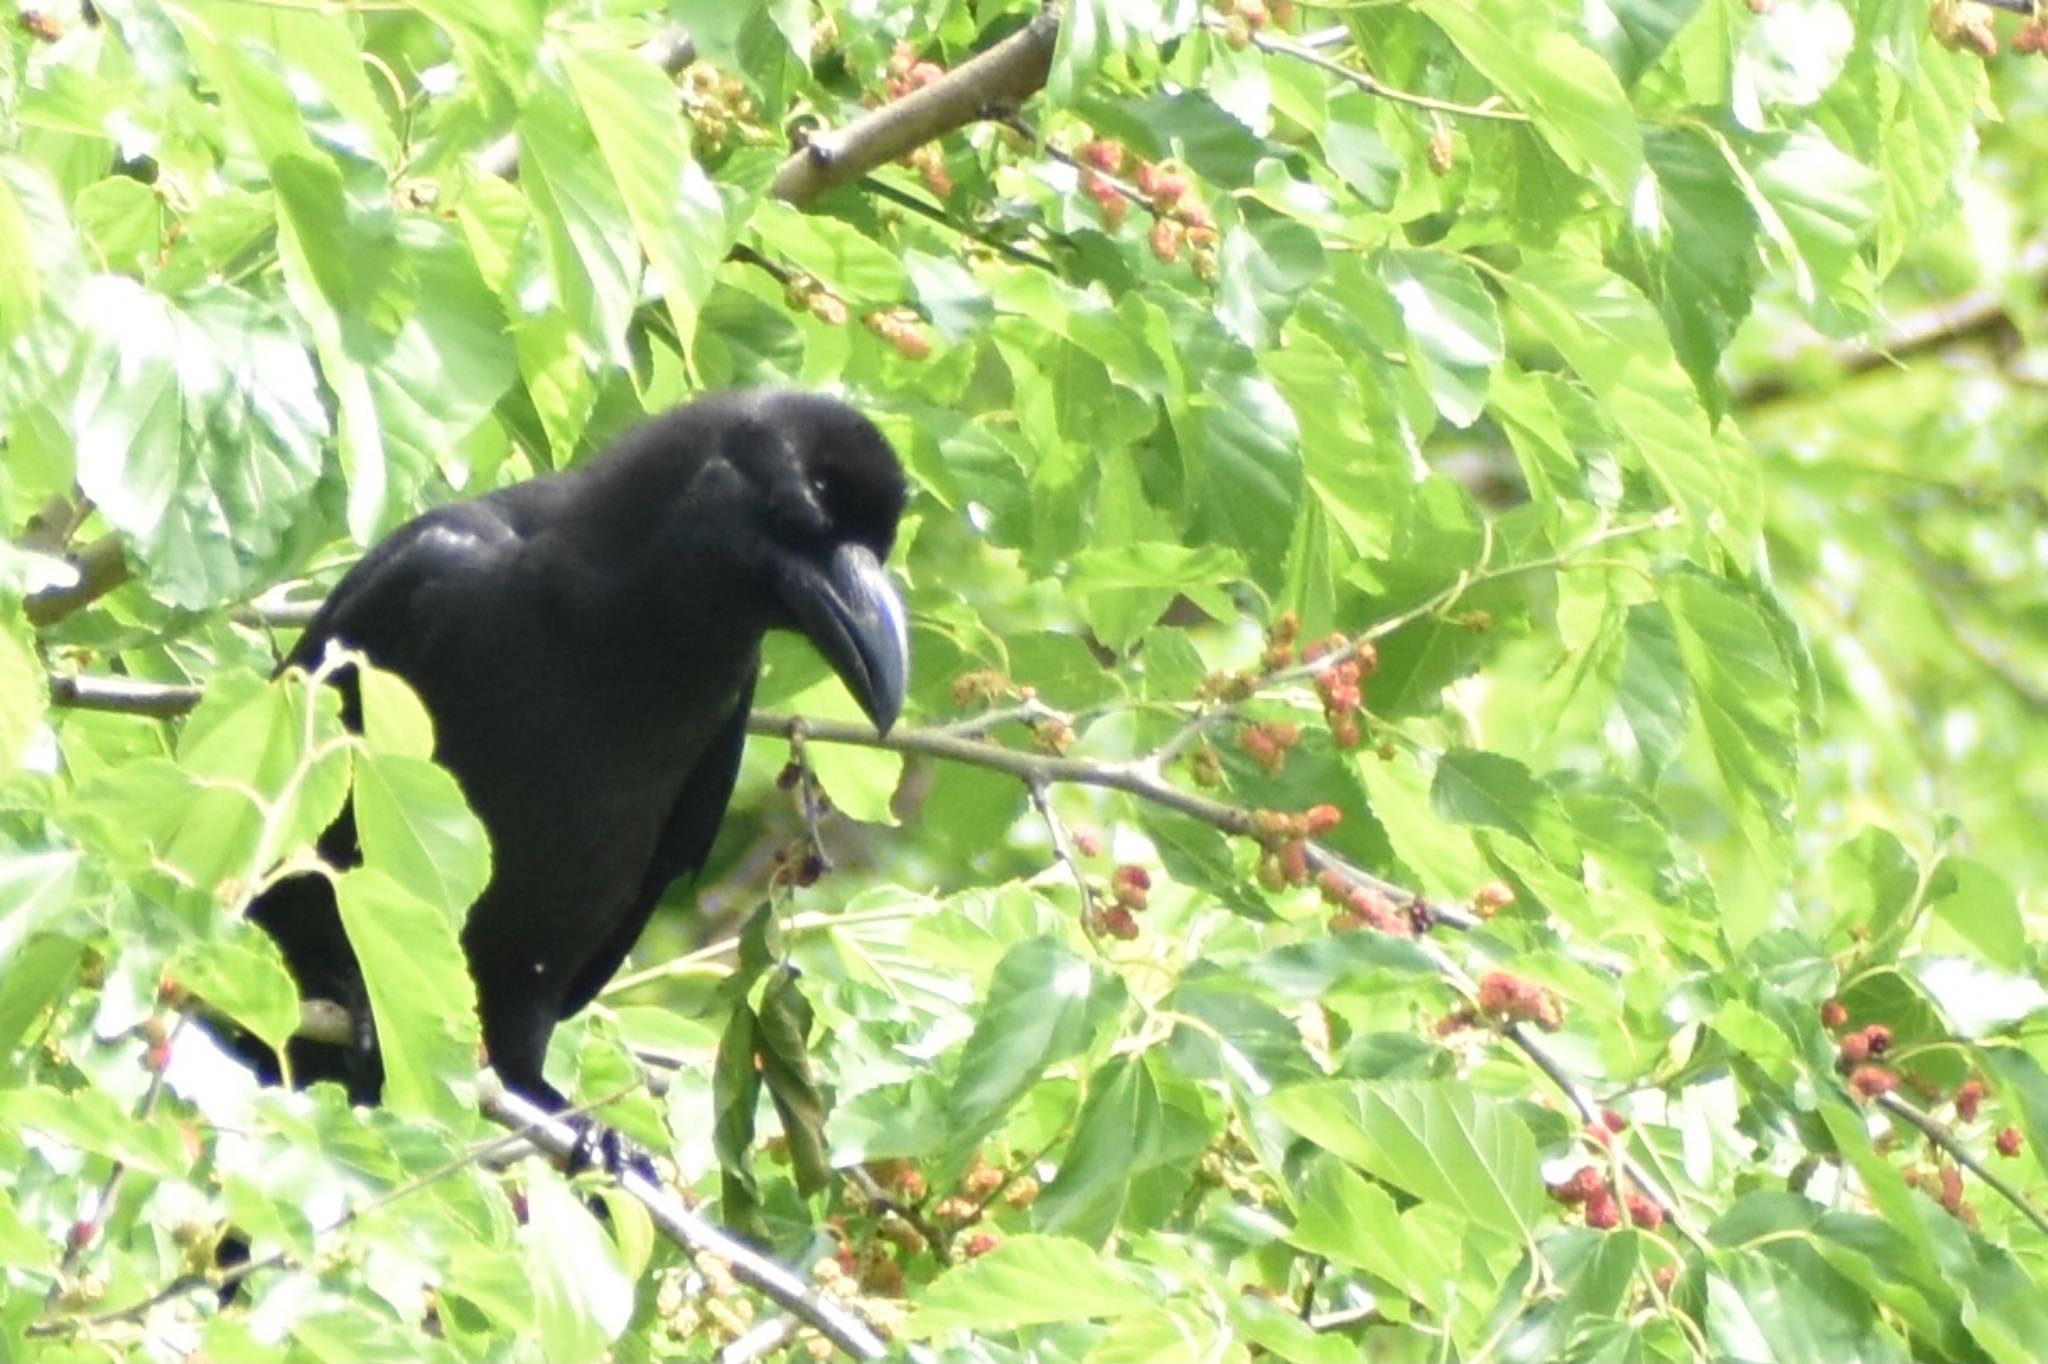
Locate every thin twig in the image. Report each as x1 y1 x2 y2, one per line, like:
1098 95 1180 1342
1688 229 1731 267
1028 778 1099 926
30 1079 639 1338
479 1079 888 1359
44 1016 187 1306
1229 22 1531 124
1877 1092 2048 1238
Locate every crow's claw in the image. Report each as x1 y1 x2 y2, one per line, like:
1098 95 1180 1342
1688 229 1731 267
565 1117 661 1186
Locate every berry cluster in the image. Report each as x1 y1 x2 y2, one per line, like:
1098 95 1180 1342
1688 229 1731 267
845 1152 1039 1289
1470 880 1515 918
1251 804 1340 892
1821 1003 1909 1101
1261 610 1302 672
1320 868 1409 936
1306 635 1376 749
950 668 1013 709
1930 0 1998 56
1214 0 1296 49
884 41 947 99
783 275 849 327
2018 21 2048 55
904 143 954 199
1090 864 1152 940
1549 1165 1662 1231
1032 716 1076 754
1426 128 1455 176
1237 719 1301 776
681 63 759 155
1474 968 1564 1031
863 307 932 361
1072 137 1219 275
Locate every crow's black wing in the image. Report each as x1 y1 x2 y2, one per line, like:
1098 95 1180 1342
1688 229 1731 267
249 503 522 1100
286 505 521 685
557 669 757 1018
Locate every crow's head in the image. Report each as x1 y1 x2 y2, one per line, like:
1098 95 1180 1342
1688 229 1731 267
700 389 910 734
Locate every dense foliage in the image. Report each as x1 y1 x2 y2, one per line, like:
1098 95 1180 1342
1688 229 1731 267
4 0 2047 1358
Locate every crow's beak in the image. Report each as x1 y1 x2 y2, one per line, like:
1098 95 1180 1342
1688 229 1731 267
782 543 908 733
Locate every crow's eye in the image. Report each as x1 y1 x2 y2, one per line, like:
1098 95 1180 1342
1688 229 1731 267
810 476 830 502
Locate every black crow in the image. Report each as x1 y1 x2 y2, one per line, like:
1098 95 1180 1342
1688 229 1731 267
247 389 909 1115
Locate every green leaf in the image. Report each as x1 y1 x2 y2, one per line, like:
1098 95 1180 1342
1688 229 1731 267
1926 859 2025 970
1286 1155 1421 1289
1168 352 1304 582
170 931 302 1060
905 1234 1156 1335
0 158 50 344
1380 250 1503 428
1662 568 1799 856
524 1168 633 1361
1503 255 1752 539
1033 1055 1156 1243
518 81 643 370
0 610 45 779
1735 130 1879 322
1322 91 1402 209
1266 1079 1545 1242
333 866 479 1120
1068 541 1245 653
353 752 491 920
1429 749 1580 866
1617 603 1691 774
1705 1240 1910 1364
1635 126 1761 404
1216 216 1326 349
775 672 905 824
757 968 831 1195
1734 0 1854 120
64 279 327 607
562 45 730 353
0 849 80 975
1588 0 1704 86
1422 0 1645 196
366 222 519 504
948 938 1117 1138
752 199 908 303
0 1085 189 1174
356 662 437 761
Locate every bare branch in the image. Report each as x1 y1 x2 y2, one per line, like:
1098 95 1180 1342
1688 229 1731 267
770 12 1060 204
48 673 202 718
24 536 133 629
1736 234 2048 409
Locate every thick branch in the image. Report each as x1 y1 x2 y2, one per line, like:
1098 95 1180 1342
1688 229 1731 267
1736 235 2048 409
24 536 132 629
48 674 201 718
478 1078 887 1360
769 12 1060 203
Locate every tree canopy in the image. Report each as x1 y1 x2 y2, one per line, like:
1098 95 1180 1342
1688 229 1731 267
4 0 2048 1359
